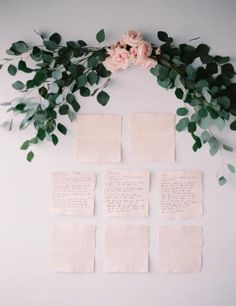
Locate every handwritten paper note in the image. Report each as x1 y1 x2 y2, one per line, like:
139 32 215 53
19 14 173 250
104 225 149 272
129 113 175 162
77 114 122 163
159 171 203 219
51 172 96 216
104 170 149 217
50 223 96 273
159 225 203 273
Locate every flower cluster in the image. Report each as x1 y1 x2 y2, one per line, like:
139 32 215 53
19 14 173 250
103 31 160 73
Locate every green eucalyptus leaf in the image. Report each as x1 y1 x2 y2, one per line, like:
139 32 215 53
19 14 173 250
87 56 98 68
230 121 236 131
157 31 168 42
80 87 90 97
227 164 235 174
10 41 28 54
223 144 233 152
43 40 58 51
222 63 234 78
37 128 46 141
49 83 59 93
97 91 110 106
215 117 225 131
202 87 211 103
188 121 196 133
8 64 17 76
96 29 105 43
176 107 188 116
209 137 220 156
57 123 67 135
218 176 227 186
200 130 211 143
27 151 34 162
176 117 189 132
77 75 87 88
51 134 59 145
218 96 231 109
198 107 208 118
175 88 184 99
52 70 62 80
195 79 208 89
49 33 61 44
18 60 33 73
12 81 25 90
87 71 99 85
59 104 69 115
20 140 30 150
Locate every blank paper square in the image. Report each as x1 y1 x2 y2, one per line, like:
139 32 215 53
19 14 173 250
129 113 175 162
50 224 96 273
159 225 203 273
104 225 149 272
104 170 149 217
77 114 122 163
159 170 203 219
51 172 96 216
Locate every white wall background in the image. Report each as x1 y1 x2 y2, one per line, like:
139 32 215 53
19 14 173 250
0 0 236 305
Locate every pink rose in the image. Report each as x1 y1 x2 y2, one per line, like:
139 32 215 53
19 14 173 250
135 41 156 68
103 47 132 73
136 41 153 62
130 46 138 63
120 31 143 47
138 58 157 69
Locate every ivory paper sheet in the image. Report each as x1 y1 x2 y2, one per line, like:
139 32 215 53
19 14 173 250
159 225 203 273
50 223 96 273
77 114 122 163
104 225 149 272
159 170 203 219
104 170 149 217
51 172 96 216
129 113 175 162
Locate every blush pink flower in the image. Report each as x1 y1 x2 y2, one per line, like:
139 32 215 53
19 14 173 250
120 31 143 47
134 41 156 68
103 47 132 73
130 46 138 63
138 58 157 69
136 41 153 63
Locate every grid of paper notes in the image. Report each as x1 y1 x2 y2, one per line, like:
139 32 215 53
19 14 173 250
104 170 149 217
49 113 204 274
77 114 122 163
129 113 175 162
158 225 203 273
50 223 96 273
104 225 149 272
159 170 203 219
51 172 96 216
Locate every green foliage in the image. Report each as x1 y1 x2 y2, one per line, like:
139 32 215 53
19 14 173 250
1 29 236 185
97 91 110 106
8 64 17 76
96 29 105 43
27 151 34 162
218 176 227 186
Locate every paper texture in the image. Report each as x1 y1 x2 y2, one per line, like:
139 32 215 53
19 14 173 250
104 170 149 217
51 171 96 216
159 225 203 273
104 225 149 272
159 170 203 219
77 114 122 163
50 223 96 273
129 113 175 162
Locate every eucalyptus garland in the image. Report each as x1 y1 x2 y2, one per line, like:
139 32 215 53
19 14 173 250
0 29 236 185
